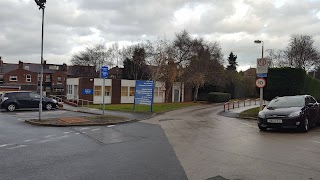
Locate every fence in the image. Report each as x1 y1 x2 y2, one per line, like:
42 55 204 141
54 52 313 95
223 99 265 112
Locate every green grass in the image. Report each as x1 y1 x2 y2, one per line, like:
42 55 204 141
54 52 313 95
239 107 260 119
89 102 200 113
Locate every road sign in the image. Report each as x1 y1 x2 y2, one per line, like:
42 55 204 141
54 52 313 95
257 73 267 77
160 83 166 91
134 80 154 106
256 58 269 74
256 78 266 88
82 89 93 95
101 66 108 78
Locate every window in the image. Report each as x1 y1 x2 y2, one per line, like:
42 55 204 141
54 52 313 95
49 65 58 70
154 87 159 97
105 86 111 96
26 74 31 82
67 85 73 94
45 75 51 82
121 86 128 96
24 66 30 70
54 88 64 92
129 87 135 96
38 74 42 82
57 76 62 82
45 86 51 92
94 86 102 96
0 75 3 83
29 93 40 99
159 89 164 97
9 76 17 81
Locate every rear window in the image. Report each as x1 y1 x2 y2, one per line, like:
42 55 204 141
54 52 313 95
268 96 305 108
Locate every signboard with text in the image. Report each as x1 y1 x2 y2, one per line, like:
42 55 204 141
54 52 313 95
134 80 154 106
101 66 109 78
256 58 269 75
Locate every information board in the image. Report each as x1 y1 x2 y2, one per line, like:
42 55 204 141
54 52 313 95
134 80 154 106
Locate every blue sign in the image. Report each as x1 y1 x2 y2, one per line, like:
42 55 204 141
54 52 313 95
134 80 154 107
101 66 108 78
82 89 93 95
257 73 267 77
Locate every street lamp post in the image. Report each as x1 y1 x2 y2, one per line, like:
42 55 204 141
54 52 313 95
35 0 46 120
254 40 264 110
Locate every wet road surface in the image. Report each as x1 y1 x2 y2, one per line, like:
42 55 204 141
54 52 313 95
144 104 320 180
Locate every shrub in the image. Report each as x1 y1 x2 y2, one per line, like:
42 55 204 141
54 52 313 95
207 92 231 103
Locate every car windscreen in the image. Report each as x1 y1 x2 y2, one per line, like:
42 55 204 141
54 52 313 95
268 96 305 108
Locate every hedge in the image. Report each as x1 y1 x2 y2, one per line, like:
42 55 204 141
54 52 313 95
264 67 320 101
207 92 231 103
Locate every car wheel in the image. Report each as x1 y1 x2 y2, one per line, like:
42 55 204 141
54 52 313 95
6 103 16 112
258 125 267 131
45 103 53 110
302 117 309 133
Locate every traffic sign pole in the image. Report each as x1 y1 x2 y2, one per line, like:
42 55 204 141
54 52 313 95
102 78 105 115
260 88 263 111
256 78 266 111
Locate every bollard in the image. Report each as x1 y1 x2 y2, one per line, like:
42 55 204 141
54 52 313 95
232 102 235 109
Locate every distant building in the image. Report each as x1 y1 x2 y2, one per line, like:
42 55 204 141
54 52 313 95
0 57 97 96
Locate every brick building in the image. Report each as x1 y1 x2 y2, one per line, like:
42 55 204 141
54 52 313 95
0 57 97 96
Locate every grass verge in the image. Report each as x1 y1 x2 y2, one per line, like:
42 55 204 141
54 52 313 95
239 107 259 119
89 102 200 113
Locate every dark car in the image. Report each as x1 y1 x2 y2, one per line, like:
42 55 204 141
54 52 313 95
257 95 320 132
0 91 58 112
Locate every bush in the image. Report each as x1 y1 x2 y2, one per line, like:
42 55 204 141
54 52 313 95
207 92 231 103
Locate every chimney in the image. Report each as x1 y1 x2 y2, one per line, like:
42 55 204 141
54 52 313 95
63 63 67 71
18 61 23 69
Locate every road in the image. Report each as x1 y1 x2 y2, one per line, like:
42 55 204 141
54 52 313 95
0 109 186 180
143 104 320 180
1 105 320 180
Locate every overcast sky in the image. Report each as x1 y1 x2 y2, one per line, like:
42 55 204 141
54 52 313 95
1 0 320 71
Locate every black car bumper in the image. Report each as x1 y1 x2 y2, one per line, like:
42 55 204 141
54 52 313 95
258 116 305 129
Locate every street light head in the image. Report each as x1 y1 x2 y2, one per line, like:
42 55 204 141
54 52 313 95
254 40 262 44
34 0 46 9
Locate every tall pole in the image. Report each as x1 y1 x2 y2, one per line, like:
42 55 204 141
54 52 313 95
39 7 45 120
259 41 264 111
102 78 105 115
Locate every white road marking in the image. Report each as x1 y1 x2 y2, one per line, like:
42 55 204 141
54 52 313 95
36 135 69 143
64 132 72 134
79 127 89 131
7 145 27 150
91 128 100 131
0 144 13 148
44 135 55 138
75 133 80 135
22 139 37 143
238 122 256 128
107 125 115 128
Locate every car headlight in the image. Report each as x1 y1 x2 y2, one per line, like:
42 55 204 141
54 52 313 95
52 99 57 103
288 110 301 118
258 111 266 118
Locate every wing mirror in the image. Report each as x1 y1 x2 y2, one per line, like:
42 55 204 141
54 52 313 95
262 104 266 108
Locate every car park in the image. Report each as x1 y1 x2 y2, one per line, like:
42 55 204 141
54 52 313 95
257 95 320 132
0 91 59 112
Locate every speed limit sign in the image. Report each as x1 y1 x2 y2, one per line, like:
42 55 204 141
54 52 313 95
256 78 266 88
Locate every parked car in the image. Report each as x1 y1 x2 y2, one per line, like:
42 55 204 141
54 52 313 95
0 91 59 112
257 95 320 132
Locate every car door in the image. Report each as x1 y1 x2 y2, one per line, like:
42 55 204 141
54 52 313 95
29 93 41 108
306 96 317 124
309 96 319 123
16 92 32 108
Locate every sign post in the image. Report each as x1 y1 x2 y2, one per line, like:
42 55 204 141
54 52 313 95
101 66 108 115
256 78 266 110
256 58 268 111
134 80 154 112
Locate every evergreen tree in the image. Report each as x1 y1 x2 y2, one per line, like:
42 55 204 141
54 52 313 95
226 52 238 71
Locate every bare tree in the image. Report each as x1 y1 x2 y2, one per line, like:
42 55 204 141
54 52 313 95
71 43 114 71
284 34 320 70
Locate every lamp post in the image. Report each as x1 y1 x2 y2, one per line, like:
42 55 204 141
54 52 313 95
254 40 264 110
34 0 46 120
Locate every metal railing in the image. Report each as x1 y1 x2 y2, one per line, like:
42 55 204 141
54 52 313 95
223 98 263 112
